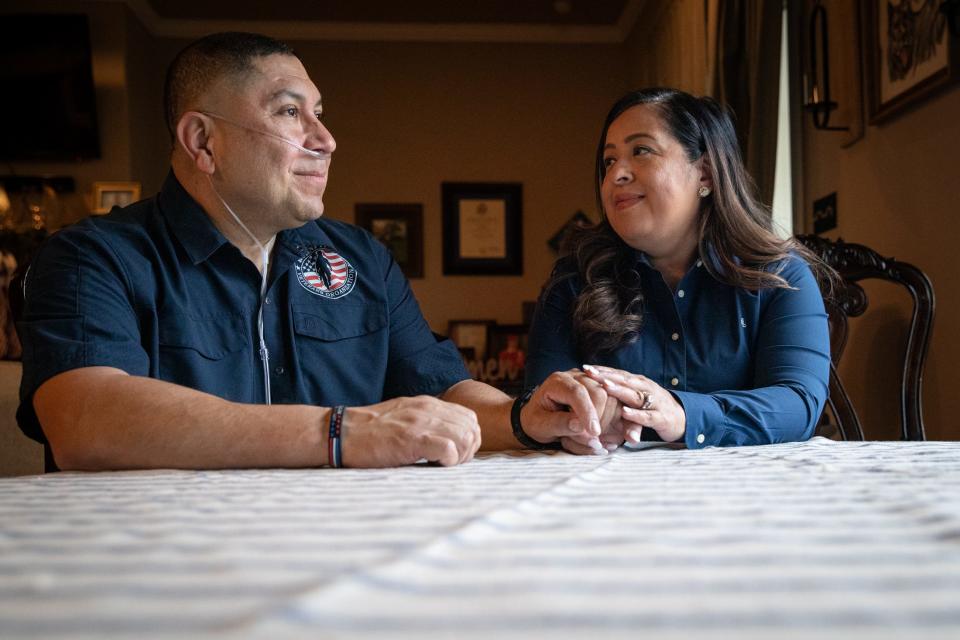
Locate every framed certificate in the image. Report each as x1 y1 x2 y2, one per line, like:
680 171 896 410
441 182 522 275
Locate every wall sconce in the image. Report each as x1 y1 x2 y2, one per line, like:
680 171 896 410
803 0 849 131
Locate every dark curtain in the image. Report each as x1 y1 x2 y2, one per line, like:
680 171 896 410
713 0 783 207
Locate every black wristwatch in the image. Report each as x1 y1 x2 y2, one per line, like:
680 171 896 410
511 386 563 451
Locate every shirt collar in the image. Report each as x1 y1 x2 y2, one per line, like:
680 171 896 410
158 171 231 265
158 171 337 265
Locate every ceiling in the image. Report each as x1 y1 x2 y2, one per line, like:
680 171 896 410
126 0 647 43
143 0 630 25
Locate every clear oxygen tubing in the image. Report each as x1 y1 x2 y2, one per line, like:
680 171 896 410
199 111 332 160
180 111 331 405
206 180 273 405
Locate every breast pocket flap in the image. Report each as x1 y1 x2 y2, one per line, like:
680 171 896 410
293 302 387 341
158 317 247 359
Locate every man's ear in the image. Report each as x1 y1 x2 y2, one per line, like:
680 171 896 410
176 112 217 175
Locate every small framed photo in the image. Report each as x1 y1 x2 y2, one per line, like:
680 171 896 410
356 203 424 278
865 0 958 124
92 182 141 214
447 319 495 362
488 323 529 395
442 182 522 276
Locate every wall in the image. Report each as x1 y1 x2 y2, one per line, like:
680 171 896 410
803 86 960 440
625 0 710 95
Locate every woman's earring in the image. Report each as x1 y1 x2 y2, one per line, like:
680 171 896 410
698 186 712 198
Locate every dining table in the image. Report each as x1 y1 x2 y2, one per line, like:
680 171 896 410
2 437 959 638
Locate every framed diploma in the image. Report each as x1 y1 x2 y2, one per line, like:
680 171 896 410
441 182 522 275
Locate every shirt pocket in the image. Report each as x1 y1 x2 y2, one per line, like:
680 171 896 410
291 302 388 404
292 302 387 341
158 316 248 359
157 315 250 399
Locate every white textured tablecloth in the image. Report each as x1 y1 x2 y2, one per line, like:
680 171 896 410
2 437 960 639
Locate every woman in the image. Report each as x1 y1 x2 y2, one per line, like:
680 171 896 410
526 88 834 453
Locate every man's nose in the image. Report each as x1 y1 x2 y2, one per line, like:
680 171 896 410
305 118 336 154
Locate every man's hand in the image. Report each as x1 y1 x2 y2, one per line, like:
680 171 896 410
519 369 622 455
341 395 481 467
582 365 686 444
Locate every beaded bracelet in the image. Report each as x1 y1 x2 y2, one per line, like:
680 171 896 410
328 405 345 468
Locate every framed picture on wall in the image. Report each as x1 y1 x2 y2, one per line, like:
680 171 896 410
92 182 141 214
488 323 529 395
865 0 958 124
355 203 424 278
447 319 495 362
441 182 522 275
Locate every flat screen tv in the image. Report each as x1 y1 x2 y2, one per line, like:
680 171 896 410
0 14 101 162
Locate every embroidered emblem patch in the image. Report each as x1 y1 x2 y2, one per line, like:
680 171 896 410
295 246 357 299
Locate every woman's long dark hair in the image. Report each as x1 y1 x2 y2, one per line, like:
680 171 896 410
549 87 835 361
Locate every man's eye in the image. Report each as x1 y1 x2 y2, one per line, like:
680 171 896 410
315 112 324 121
283 106 299 117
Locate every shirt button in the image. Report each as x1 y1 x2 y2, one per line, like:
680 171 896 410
677 289 685 298
670 377 679 386
671 332 679 341
697 433 705 444
275 366 285 375
696 259 703 268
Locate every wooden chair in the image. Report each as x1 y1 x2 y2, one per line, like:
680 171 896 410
796 235 935 441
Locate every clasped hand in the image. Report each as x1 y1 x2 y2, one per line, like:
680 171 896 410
521 366 686 454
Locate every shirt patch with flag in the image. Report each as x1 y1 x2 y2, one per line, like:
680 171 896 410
295 246 357 299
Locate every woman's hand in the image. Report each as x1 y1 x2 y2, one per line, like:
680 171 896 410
520 369 621 455
581 365 686 444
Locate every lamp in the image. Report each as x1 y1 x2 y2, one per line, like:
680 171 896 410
803 0 849 131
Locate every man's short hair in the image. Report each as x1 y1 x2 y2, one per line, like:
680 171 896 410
163 32 298 141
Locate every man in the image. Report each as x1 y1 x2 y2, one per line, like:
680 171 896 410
17 32 615 470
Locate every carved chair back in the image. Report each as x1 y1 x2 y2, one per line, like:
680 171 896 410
795 235 934 440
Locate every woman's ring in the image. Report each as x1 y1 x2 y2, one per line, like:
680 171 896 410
640 394 653 410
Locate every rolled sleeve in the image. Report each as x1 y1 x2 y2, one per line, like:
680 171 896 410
375 238 469 398
17 226 149 443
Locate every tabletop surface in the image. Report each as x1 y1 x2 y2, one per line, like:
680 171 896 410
2 437 960 639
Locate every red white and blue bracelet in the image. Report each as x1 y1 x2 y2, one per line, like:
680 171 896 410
328 405 345 468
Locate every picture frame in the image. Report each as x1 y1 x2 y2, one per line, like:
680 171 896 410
355 203 424 278
547 210 592 254
487 323 529 395
92 181 141 214
447 319 495 362
865 0 958 124
442 182 522 276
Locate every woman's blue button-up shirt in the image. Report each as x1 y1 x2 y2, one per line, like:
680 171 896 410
526 253 831 448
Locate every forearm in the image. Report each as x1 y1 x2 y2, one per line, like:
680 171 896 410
674 383 824 447
36 367 329 470
441 379 518 451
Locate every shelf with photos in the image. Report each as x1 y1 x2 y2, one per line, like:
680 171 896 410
447 318 531 396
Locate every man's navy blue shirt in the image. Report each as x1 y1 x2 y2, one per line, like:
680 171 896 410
17 172 469 444
526 253 831 449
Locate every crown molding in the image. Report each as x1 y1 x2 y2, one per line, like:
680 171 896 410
119 0 644 44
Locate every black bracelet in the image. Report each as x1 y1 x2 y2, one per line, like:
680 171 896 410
511 386 563 451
